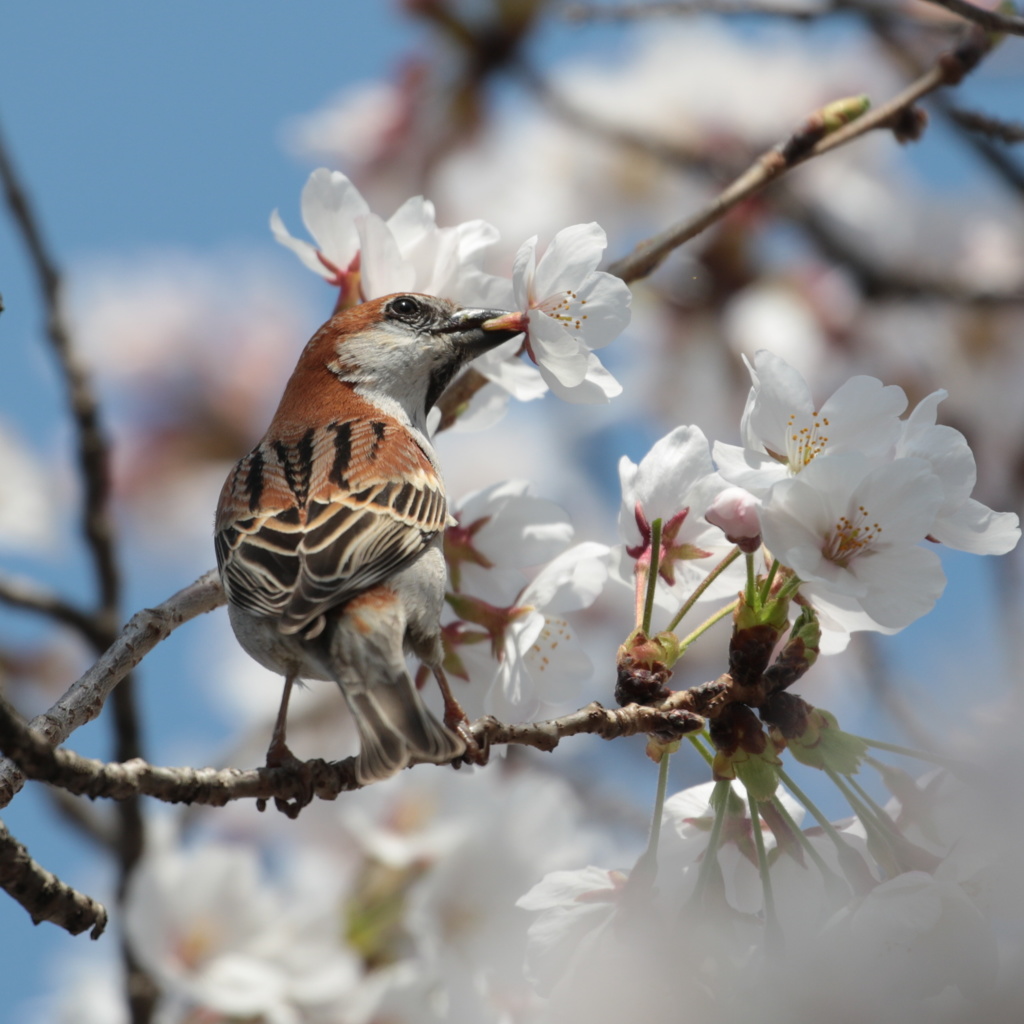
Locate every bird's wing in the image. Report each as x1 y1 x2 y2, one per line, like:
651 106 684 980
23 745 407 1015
215 417 447 635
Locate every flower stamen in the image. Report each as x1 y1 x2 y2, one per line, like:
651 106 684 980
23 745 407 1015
785 412 831 469
822 504 882 567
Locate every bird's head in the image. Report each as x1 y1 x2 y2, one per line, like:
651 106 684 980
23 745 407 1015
294 293 526 428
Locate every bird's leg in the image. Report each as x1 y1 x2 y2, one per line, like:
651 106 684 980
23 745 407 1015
261 674 317 820
266 673 298 768
432 666 488 766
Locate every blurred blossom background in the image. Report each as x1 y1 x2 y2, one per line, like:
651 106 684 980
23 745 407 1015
1 1 1023 1021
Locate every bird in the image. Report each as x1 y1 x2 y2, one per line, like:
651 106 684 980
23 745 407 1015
214 293 525 786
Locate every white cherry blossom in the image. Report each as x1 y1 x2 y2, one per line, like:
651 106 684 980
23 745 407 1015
271 168 503 309
482 222 631 403
447 541 611 720
714 349 907 495
356 198 501 304
490 541 609 718
895 389 1020 555
124 834 366 1024
446 479 574 603
759 453 946 636
516 865 627 994
615 425 742 614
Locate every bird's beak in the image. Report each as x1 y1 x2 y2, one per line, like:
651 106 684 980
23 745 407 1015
446 308 528 355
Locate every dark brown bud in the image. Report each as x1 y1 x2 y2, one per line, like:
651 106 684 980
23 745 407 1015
890 106 929 144
615 663 671 707
709 702 767 757
762 635 815 695
728 622 781 690
760 691 814 740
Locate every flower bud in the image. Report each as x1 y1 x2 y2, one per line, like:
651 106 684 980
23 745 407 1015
710 704 781 801
705 487 761 553
761 605 820 695
615 628 681 706
776 706 867 775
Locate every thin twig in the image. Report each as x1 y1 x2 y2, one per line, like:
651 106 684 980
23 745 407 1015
865 18 1024 200
0 570 226 809
0 819 108 938
607 28 996 282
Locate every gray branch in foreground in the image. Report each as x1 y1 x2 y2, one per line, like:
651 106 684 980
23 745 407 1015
0 570 226 809
0 819 108 939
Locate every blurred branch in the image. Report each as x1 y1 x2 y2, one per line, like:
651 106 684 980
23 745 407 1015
934 95 1024 195
0 819 108 938
773 183 1024 303
0 118 121 636
47 788 119 849
518 62 708 171
867 19 1024 198
0 570 225 810
565 0 830 20
607 26 997 282
915 0 1024 36
568 0 1024 33
944 104 1024 144
0 118 153 1015
436 367 492 431
0 574 108 648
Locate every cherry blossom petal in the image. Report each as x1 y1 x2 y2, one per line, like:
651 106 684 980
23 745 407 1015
520 541 611 614
301 169 368 255
356 213 416 298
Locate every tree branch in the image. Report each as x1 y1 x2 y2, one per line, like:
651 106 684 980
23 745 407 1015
0 570 226 809
0 684 718 812
607 26 996 282
0 819 108 938
867 18 1024 198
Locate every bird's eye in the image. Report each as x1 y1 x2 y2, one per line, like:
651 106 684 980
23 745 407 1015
387 295 422 319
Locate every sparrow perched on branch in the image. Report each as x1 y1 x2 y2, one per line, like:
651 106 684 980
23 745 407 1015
215 294 525 785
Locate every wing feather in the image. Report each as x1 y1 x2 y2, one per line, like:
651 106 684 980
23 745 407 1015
215 417 446 635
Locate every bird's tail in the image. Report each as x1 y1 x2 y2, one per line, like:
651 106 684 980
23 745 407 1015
342 674 465 786
318 590 465 786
